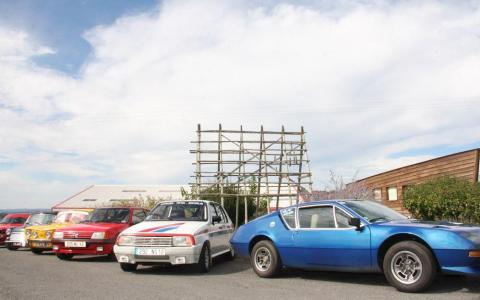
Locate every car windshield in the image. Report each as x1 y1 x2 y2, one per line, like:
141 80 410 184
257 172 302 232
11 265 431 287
146 202 207 221
26 214 56 226
83 208 130 223
0 216 26 224
54 212 88 224
343 200 408 223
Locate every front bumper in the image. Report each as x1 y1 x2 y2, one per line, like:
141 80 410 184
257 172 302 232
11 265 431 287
5 232 27 248
52 239 115 255
436 249 480 276
113 244 203 265
28 239 53 250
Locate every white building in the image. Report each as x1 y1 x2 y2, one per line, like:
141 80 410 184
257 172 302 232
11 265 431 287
52 185 189 211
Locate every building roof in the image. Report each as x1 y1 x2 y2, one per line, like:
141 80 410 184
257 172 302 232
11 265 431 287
355 148 479 182
52 185 189 211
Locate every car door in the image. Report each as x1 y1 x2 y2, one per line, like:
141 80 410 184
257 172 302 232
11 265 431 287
213 203 233 253
293 204 371 270
208 203 222 254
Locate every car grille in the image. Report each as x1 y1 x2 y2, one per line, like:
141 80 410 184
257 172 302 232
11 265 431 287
133 236 172 247
63 232 92 239
10 232 22 238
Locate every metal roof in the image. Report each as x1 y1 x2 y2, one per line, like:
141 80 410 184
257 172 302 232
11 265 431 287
52 185 189 211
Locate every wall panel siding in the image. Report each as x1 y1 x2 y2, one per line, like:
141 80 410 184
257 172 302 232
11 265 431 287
354 149 480 213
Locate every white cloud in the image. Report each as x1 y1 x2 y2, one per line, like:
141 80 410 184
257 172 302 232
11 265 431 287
1 0 480 208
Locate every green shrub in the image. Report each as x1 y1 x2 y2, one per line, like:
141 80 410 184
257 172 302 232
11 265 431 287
404 176 480 224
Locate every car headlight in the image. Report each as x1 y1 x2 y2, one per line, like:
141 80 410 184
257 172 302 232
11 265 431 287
53 231 63 239
91 232 106 239
26 230 31 238
32 231 38 239
45 231 52 239
116 235 135 246
6 228 11 235
172 236 194 247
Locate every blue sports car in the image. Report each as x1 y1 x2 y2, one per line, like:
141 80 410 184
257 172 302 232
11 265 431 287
230 200 480 293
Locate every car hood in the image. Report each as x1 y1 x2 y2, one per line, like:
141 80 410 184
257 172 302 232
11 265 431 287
56 223 128 233
26 223 71 232
378 219 480 234
120 221 206 236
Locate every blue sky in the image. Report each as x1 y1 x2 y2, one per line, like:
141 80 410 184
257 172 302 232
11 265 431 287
0 0 157 74
0 0 480 209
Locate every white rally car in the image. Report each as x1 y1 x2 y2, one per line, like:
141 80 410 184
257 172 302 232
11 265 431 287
113 200 235 272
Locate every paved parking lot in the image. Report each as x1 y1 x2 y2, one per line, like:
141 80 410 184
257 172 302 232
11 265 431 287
0 248 478 300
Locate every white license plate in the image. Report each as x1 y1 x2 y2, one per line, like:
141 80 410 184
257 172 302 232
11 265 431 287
65 241 86 248
135 248 166 256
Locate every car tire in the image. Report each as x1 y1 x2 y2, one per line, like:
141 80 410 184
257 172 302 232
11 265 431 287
56 253 74 260
225 245 235 261
31 249 43 255
383 241 437 293
251 240 281 278
6 244 19 251
197 243 212 273
120 263 137 272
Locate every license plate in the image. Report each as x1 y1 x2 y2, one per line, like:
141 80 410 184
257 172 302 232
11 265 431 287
13 242 22 246
32 242 50 248
65 241 86 248
135 248 165 256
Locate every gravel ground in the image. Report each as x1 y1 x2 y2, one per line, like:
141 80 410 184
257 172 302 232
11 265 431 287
0 248 479 300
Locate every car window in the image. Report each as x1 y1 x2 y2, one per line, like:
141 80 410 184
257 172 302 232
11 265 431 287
132 209 146 224
209 204 219 221
299 206 335 229
280 207 296 228
217 205 229 222
146 202 207 221
335 207 352 228
70 212 88 224
214 204 227 223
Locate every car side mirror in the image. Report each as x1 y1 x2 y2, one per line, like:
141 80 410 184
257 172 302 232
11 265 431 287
348 217 362 231
212 216 221 224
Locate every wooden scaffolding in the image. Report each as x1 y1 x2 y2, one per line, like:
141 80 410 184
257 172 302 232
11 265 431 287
190 124 313 225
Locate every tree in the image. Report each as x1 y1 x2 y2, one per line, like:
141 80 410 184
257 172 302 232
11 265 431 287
404 176 480 224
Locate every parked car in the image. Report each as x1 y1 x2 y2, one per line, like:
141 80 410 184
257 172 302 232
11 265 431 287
52 207 148 260
0 213 30 246
114 200 234 272
230 199 480 293
5 212 56 250
27 210 90 254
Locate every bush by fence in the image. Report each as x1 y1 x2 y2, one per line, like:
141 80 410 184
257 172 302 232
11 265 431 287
404 176 480 224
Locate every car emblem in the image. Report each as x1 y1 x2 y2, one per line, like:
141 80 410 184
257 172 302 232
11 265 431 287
74 233 79 238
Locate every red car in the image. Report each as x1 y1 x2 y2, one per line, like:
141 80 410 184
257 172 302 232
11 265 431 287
52 207 148 260
0 213 30 245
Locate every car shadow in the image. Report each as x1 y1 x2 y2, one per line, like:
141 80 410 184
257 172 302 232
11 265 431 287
132 256 250 276
282 269 480 294
70 255 117 263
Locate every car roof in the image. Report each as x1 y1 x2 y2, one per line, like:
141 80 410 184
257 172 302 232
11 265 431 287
158 199 216 204
3 213 30 218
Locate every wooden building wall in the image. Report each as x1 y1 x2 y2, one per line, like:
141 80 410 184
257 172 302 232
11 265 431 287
356 149 480 213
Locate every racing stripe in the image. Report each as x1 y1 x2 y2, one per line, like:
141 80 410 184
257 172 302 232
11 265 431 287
138 223 184 233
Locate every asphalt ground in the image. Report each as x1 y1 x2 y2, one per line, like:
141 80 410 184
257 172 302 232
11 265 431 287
0 247 479 300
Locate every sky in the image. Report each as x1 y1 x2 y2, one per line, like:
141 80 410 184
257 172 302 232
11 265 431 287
1 0 480 209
